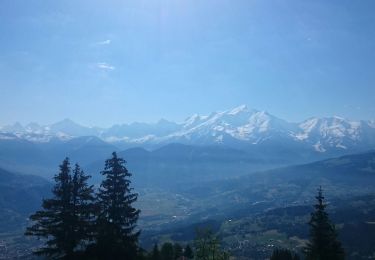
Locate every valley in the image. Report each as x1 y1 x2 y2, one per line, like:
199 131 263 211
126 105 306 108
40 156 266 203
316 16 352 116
1 145 375 258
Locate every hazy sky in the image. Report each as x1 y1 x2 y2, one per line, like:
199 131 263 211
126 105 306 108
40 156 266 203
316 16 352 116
1 0 375 127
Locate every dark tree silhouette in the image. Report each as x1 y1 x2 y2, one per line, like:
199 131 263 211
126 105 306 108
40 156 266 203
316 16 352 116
270 248 300 260
26 158 95 258
150 244 161 260
160 242 174 260
70 164 96 254
93 152 141 259
184 244 194 259
173 243 183 259
305 187 345 260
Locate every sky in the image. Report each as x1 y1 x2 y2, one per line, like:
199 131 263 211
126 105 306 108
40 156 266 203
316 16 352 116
0 0 375 127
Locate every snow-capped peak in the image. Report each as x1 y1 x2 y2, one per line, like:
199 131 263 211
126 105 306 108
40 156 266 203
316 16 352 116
227 104 251 115
1 122 25 133
295 116 368 150
1 106 375 154
184 114 200 125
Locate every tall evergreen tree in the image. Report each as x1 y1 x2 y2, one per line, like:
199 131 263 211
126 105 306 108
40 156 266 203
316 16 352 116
173 243 183 259
270 248 300 260
25 158 73 258
25 158 87 259
160 242 174 260
184 244 194 259
94 152 141 259
150 244 161 260
70 164 96 254
305 187 345 260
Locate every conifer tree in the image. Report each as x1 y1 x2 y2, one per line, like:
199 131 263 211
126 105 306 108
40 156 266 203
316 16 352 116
26 159 95 259
160 242 174 260
270 248 300 260
184 244 194 259
70 164 96 254
305 187 345 260
150 244 161 260
173 243 183 259
94 152 141 259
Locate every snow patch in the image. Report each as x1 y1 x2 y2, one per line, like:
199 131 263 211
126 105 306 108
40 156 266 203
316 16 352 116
313 142 326 152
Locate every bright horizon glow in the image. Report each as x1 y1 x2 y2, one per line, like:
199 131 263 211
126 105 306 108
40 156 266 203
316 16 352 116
1 0 375 127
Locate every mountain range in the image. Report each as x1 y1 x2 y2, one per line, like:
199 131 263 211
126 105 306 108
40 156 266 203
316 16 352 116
1 105 375 258
1 105 375 155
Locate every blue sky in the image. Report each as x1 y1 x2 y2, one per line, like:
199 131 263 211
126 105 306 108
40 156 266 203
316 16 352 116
1 0 374 127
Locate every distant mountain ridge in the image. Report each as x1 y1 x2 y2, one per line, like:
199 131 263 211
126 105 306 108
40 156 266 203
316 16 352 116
1 105 375 154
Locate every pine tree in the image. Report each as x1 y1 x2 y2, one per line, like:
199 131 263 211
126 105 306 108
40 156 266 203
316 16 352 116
26 159 96 259
25 158 74 258
70 164 96 255
150 244 161 260
160 242 174 260
270 248 300 260
173 243 183 259
305 187 345 260
94 152 141 259
184 244 194 259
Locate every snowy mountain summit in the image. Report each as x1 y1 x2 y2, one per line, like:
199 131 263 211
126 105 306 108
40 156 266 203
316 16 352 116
1 105 374 153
